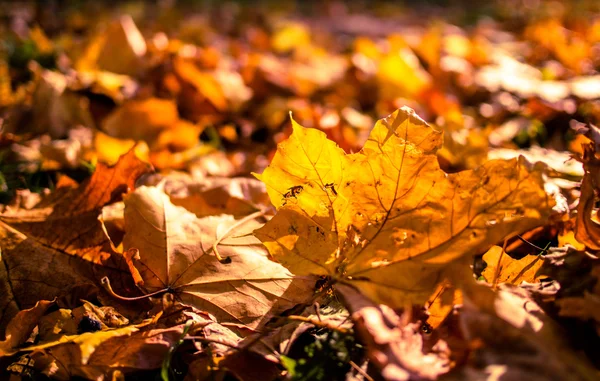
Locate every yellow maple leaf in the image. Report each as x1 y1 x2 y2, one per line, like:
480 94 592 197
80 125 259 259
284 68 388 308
254 107 554 307
481 245 545 287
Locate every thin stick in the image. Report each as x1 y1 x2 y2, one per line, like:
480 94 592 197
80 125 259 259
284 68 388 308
185 336 240 350
350 360 374 381
314 302 322 322
101 276 169 301
516 235 549 253
286 315 351 334
212 210 265 263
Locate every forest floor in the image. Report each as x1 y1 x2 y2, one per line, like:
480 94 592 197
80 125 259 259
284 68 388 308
1 1 600 380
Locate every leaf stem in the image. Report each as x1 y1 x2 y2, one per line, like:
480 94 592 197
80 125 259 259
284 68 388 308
211 210 265 263
101 276 170 301
349 361 374 381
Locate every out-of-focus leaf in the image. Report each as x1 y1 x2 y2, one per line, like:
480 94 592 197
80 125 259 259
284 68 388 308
337 283 450 380
174 57 228 113
142 173 270 218
457 285 598 381
94 131 150 165
102 98 180 142
76 15 146 76
575 143 600 250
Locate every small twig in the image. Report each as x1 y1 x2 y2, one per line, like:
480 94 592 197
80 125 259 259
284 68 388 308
509 241 551 284
515 235 550 254
286 315 351 334
212 210 266 263
349 360 374 381
314 302 322 322
185 336 240 350
101 276 169 301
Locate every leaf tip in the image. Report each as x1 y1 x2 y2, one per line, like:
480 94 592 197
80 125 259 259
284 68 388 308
289 111 304 132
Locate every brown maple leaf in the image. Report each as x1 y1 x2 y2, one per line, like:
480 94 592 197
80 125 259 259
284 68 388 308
106 185 315 330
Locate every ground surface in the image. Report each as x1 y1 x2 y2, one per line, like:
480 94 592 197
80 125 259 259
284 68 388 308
1 1 600 380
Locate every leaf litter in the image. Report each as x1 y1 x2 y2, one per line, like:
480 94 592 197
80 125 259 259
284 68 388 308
2 1 600 380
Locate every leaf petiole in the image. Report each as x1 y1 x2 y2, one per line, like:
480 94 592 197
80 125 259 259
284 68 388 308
211 210 266 264
101 276 171 301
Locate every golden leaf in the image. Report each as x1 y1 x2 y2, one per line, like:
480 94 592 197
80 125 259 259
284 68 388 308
481 245 545 286
94 131 150 165
76 15 146 76
254 107 554 306
102 98 180 142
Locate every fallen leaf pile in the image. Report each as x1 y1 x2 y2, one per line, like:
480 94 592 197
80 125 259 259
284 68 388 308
2 1 600 380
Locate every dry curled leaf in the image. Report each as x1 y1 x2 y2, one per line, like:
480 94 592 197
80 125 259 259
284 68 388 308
255 107 554 307
575 142 600 250
116 185 315 330
458 285 598 381
0 300 55 356
24 320 180 380
336 283 450 381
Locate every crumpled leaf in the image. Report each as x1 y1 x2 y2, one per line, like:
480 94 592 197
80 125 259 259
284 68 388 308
36 300 130 344
575 142 600 250
555 292 600 325
25 319 180 380
118 185 315 330
481 245 545 286
4 65 94 138
255 107 554 306
0 300 55 356
336 283 450 381
539 245 600 333
457 285 598 381
0 150 152 333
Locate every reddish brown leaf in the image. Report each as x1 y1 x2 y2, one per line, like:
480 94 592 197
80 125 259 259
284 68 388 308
0 151 153 333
